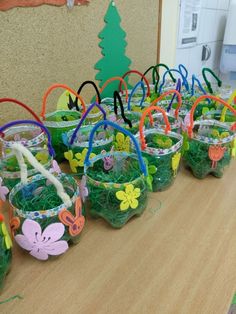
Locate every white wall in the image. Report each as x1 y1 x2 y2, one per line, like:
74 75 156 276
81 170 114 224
175 0 230 82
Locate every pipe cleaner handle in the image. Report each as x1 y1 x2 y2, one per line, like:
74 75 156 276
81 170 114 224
178 64 188 80
191 74 208 97
0 120 55 157
127 81 146 111
75 80 101 110
11 143 72 208
139 106 171 150
0 98 41 123
188 95 236 137
220 89 236 122
151 89 182 119
69 102 107 145
98 77 129 103
159 69 189 93
113 91 132 129
41 84 86 120
167 79 182 112
202 68 222 94
84 120 147 176
118 70 150 98
142 66 160 85
154 63 176 83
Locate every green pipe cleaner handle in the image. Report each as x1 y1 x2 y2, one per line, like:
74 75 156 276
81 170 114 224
142 66 160 85
155 63 176 83
84 120 147 176
202 68 222 94
113 91 133 129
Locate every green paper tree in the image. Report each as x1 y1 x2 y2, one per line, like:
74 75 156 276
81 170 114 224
95 1 132 98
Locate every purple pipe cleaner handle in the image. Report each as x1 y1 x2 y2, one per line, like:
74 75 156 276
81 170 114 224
0 119 55 156
167 79 182 112
69 102 107 145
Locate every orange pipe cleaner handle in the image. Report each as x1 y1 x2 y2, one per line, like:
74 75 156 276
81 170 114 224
41 84 86 120
139 105 171 150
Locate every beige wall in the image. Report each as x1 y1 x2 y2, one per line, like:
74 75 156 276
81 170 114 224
0 0 159 124
160 0 179 75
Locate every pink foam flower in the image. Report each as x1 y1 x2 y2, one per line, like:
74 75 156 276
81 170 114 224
15 219 68 260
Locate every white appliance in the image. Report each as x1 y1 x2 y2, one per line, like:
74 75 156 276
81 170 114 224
220 0 236 80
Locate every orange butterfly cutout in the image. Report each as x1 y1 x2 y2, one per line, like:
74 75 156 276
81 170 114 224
58 197 85 237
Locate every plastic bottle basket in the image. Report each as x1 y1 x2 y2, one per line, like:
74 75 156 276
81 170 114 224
150 89 183 133
0 120 54 191
137 105 183 192
63 103 113 176
84 120 148 228
183 95 236 179
41 84 86 162
9 143 85 261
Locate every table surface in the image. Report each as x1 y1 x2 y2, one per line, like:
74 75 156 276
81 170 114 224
1 162 236 314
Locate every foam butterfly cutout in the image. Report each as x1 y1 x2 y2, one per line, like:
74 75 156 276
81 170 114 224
101 147 114 171
58 197 85 237
211 129 230 139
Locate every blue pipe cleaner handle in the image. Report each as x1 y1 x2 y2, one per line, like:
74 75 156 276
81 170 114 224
178 64 188 80
70 102 107 145
84 120 147 176
0 120 55 157
167 78 182 112
191 75 211 104
159 69 189 93
127 80 145 111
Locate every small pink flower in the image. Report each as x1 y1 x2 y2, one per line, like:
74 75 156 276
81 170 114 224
15 219 68 260
0 177 9 202
79 176 88 203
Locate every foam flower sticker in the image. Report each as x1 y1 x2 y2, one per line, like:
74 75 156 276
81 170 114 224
14 219 68 261
64 150 80 173
172 152 181 176
0 177 9 202
58 197 85 237
0 214 13 250
75 148 96 168
116 184 140 211
114 132 130 153
231 138 236 158
35 152 49 164
79 176 88 203
144 158 157 191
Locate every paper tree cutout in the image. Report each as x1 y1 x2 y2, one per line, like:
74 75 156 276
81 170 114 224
94 1 132 98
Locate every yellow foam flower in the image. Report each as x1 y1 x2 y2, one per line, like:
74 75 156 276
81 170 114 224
35 152 49 164
116 184 140 211
64 150 80 173
231 138 236 158
114 132 130 152
75 148 96 168
172 152 181 176
1 221 12 250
